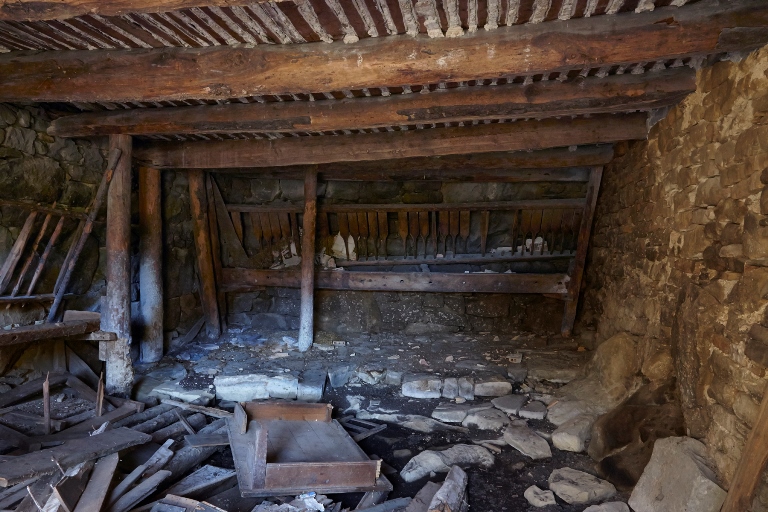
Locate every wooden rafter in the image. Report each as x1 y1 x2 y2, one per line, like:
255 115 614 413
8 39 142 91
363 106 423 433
133 113 646 169
0 0 765 103
49 68 694 137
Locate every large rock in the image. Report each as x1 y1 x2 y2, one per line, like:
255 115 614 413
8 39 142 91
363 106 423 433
518 401 547 420
628 437 726 512
400 444 494 482
503 424 552 460
552 414 596 453
548 467 617 505
491 394 527 415
214 374 269 401
474 376 512 396
461 408 509 430
402 375 442 398
589 332 641 403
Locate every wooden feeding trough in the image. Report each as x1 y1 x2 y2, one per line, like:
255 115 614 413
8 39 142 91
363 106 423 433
227 401 382 497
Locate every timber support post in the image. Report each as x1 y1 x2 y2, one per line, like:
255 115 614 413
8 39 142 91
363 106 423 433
138 166 164 362
188 170 221 339
103 134 133 395
298 168 317 352
561 166 603 337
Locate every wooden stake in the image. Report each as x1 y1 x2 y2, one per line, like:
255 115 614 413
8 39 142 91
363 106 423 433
42 373 51 436
138 166 164 362
298 168 317 353
96 373 104 418
0 211 38 295
188 170 220 338
722 384 768 512
11 210 54 297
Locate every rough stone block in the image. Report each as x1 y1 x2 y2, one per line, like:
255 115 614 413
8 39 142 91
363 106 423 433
491 394 527 416
329 365 354 388
504 425 552 460
298 370 326 402
267 374 299 400
402 375 442 399
474 376 513 397
552 414 596 453
628 437 726 512
549 467 616 505
431 403 470 424
524 485 556 508
519 401 548 420
458 377 474 400
442 377 459 399
507 364 528 383
213 374 269 401
150 382 214 403
384 370 403 386
461 408 510 430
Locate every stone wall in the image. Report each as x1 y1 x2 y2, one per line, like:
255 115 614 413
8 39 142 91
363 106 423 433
582 45 768 508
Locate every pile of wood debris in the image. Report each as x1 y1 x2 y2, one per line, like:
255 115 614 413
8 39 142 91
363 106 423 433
0 372 468 512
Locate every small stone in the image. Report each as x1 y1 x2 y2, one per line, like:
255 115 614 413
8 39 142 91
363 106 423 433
357 365 385 385
519 401 548 420
458 377 475 400
583 503 630 512
402 375 442 399
213 374 269 401
507 364 528 383
552 414 596 452
461 408 510 430
328 365 354 388
431 403 470 423
474 376 513 396
454 397 466 404
267 374 298 400
548 467 617 505
297 370 326 402
384 370 403 386
524 485 557 508
442 378 459 399
503 425 552 460
491 394 527 415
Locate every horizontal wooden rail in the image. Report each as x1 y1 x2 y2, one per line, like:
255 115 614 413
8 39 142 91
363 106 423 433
227 199 586 214
222 268 569 295
337 252 574 266
0 319 101 347
0 293 74 304
0 199 88 219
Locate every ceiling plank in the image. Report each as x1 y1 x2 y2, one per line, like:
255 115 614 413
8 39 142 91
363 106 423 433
49 68 695 138
0 1 268 22
133 113 645 169
0 0 765 103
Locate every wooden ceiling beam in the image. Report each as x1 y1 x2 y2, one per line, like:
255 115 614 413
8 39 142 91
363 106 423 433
0 0 765 103
0 1 263 22
133 113 646 169
49 68 695 138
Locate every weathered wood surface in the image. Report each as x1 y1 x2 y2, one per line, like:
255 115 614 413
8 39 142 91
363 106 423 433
0 319 100 347
164 418 228 480
0 372 69 408
242 402 332 422
135 114 646 168
102 136 133 395
50 69 694 137
427 466 467 512
722 384 768 512
0 211 37 295
2 1 766 103
298 169 317 352
138 166 164 363
0 427 151 486
0 199 87 219
188 170 221 338
73 453 119 512
231 198 585 213
223 269 569 294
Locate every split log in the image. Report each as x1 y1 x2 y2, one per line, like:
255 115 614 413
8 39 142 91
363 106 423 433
73 453 120 512
112 404 176 428
164 418 228 481
150 413 207 444
298 168 317 352
427 466 468 512
138 166 164 363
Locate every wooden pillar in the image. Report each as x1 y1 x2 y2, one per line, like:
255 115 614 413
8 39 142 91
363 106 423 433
188 170 221 338
103 134 133 396
298 169 317 352
138 166 164 362
561 165 603 337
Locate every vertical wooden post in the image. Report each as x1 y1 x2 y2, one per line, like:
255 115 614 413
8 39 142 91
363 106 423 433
188 170 221 339
561 166 603 337
103 135 133 396
298 169 317 353
138 166 164 362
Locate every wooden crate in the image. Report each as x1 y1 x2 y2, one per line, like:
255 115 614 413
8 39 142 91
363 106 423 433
228 402 381 497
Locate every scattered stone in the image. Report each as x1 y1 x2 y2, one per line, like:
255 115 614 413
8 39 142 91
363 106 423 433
297 370 326 402
524 485 557 508
442 378 459 399
583 503 630 512
402 375 442 399
384 370 403 386
503 425 552 460
507 364 528 383
400 444 494 482
628 437 726 512
267 374 298 399
328 365 353 388
547 399 601 427
458 377 475 400
356 365 385 385
552 414 595 453
214 374 269 401
431 403 470 424
461 408 510 430
491 394 527 415
150 382 215 403
474 376 513 396
548 467 617 505
518 401 548 420
146 363 188 382
454 397 466 404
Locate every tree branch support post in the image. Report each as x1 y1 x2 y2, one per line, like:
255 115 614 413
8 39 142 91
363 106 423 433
298 169 317 352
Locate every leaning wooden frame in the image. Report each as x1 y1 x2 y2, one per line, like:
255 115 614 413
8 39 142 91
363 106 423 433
227 401 383 497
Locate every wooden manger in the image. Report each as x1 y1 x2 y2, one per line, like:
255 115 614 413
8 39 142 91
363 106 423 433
227 402 382 497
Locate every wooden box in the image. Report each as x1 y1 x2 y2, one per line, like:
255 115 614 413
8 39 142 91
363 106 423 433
228 401 381 497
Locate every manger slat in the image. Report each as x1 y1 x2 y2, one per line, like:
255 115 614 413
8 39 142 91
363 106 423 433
0 427 151 487
222 269 569 295
0 320 100 347
261 461 379 496
73 453 119 512
53 460 94 512
242 402 332 422
163 465 237 501
107 470 171 512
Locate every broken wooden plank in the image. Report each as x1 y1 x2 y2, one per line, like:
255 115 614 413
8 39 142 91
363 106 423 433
160 399 233 419
163 465 237 501
427 466 468 512
405 482 442 512
0 372 69 408
14 473 60 512
356 475 393 510
164 418 228 480
0 427 151 487
183 433 229 447
53 460 94 512
73 453 119 512
0 320 101 347
107 470 171 512
150 413 206 444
